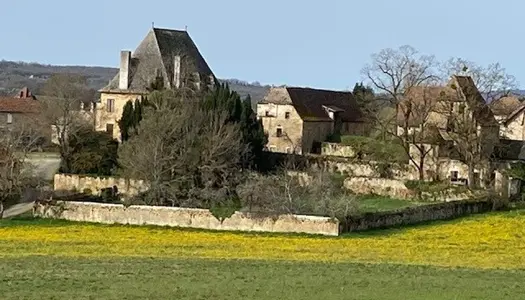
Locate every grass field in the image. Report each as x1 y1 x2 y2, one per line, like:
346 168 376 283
1 210 525 299
356 196 420 212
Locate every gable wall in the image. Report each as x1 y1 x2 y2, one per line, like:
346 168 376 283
257 103 304 154
501 110 525 140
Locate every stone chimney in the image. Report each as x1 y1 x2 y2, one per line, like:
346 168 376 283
119 50 131 90
173 55 181 89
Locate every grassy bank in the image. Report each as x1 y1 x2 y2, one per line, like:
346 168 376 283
1 257 523 300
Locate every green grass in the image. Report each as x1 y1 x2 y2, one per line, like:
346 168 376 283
1 256 523 300
357 196 421 213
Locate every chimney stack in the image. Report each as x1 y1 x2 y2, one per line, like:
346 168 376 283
173 55 181 89
119 50 131 90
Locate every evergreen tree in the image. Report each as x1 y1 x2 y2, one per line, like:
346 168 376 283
202 84 267 169
118 101 134 142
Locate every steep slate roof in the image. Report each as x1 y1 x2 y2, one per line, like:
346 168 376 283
0 96 40 113
101 27 215 93
452 75 497 125
490 96 522 117
262 87 364 122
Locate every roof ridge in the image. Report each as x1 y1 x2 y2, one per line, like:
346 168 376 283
285 86 352 94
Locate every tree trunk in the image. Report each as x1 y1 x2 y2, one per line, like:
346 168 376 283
418 157 425 181
0 201 4 219
467 161 475 189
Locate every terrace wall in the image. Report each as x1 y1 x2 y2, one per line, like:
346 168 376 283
54 174 147 197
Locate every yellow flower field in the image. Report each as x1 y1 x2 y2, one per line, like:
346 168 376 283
1 210 525 270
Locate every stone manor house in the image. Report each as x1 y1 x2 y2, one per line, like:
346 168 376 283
95 27 215 141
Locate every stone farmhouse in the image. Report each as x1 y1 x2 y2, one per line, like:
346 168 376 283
493 97 525 140
257 87 367 154
396 75 523 191
96 27 216 140
0 87 40 129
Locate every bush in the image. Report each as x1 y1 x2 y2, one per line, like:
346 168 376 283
60 127 119 176
340 135 408 163
237 170 357 220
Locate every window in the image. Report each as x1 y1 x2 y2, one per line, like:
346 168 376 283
286 147 292 154
106 123 114 134
106 98 115 113
6 113 12 124
276 128 283 137
285 112 290 119
458 103 465 114
450 171 459 182
265 111 270 117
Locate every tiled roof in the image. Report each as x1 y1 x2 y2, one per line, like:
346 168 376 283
284 87 363 122
101 27 215 93
0 97 40 113
490 96 522 116
397 76 497 127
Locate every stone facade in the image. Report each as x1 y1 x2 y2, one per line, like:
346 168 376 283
501 109 525 140
257 102 304 153
34 201 340 236
95 92 143 141
257 87 367 154
53 174 147 198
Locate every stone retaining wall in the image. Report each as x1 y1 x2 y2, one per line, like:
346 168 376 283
54 174 147 197
341 199 493 232
34 201 339 236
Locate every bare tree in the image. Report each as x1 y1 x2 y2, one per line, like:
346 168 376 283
441 58 517 102
118 90 247 208
0 117 44 218
237 164 357 219
362 45 441 180
438 74 504 188
40 74 94 173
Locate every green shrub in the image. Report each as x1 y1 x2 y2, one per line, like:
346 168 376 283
339 135 408 163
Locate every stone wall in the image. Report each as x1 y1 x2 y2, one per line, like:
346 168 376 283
344 177 414 199
54 174 147 197
97 92 143 141
321 143 355 157
257 102 304 154
34 201 339 236
341 199 493 232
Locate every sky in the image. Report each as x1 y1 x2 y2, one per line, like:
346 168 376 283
1 0 524 90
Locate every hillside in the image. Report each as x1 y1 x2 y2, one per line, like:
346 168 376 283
0 60 270 107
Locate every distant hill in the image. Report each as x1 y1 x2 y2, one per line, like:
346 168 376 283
0 60 270 108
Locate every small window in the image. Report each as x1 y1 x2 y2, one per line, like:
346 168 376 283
106 123 114 134
265 111 270 117
276 128 283 137
107 98 115 113
285 112 290 119
6 113 12 124
286 147 292 154
450 171 459 182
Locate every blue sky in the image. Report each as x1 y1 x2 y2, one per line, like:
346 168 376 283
1 0 523 90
